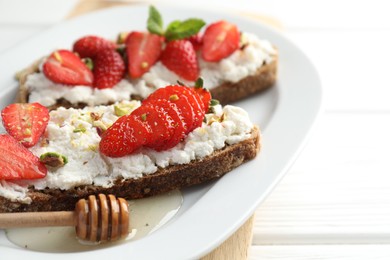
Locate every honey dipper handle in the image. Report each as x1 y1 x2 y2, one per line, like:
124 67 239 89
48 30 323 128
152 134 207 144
0 211 75 228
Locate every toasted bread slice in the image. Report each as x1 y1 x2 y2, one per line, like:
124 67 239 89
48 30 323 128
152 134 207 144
15 49 277 108
0 126 259 213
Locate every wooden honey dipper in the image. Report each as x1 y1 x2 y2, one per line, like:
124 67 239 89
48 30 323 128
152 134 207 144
0 194 129 242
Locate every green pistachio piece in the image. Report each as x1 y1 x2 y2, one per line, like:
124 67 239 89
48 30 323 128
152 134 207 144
114 103 135 116
73 126 86 133
40 152 68 168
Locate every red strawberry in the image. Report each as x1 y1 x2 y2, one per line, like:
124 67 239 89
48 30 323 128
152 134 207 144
143 86 195 133
161 40 199 81
202 20 240 62
126 32 163 78
192 87 211 112
147 99 186 151
99 115 151 157
131 103 175 149
0 134 47 180
93 49 125 89
100 85 210 157
73 35 116 59
1 103 50 148
173 86 203 131
188 33 203 51
43 50 93 86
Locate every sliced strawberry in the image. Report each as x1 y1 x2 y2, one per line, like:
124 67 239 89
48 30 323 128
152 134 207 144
143 86 195 133
149 99 186 151
73 35 116 59
131 103 174 149
0 134 47 180
192 87 211 113
126 32 163 78
188 33 203 51
99 115 151 157
43 50 93 86
173 86 204 131
201 20 240 62
1 103 50 148
161 40 199 81
93 49 125 89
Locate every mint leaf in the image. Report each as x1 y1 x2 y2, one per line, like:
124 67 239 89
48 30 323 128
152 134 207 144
147 6 164 35
166 20 181 33
165 18 206 41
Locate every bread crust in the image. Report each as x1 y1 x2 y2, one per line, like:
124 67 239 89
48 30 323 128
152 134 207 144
210 58 277 105
0 127 260 213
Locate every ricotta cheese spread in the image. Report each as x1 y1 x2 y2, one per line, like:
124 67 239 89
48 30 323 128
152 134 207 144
26 32 276 107
0 101 254 202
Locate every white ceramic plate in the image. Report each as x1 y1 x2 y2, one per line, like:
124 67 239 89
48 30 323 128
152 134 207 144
0 4 321 259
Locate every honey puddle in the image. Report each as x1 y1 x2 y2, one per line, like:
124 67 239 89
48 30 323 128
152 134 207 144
6 190 183 252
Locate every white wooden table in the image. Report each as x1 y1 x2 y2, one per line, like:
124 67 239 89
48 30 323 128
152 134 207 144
1 0 390 259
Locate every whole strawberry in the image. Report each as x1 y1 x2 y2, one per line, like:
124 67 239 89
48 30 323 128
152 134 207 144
93 49 125 89
160 40 199 81
73 35 116 59
188 33 203 51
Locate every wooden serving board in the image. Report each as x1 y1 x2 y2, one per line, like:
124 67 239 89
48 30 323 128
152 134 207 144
68 1 266 258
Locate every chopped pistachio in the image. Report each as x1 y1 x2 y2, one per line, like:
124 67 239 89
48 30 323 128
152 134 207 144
23 128 32 135
83 58 94 70
88 144 98 152
40 152 68 168
93 120 108 131
53 51 62 63
114 103 135 116
117 32 129 44
90 112 102 121
141 61 149 69
73 126 86 133
169 94 179 101
141 113 147 121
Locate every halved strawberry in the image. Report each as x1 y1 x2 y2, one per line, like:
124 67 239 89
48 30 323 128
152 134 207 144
131 103 175 149
99 115 151 157
126 32 163 78
1 103 50 148
0 134 47 180
73 35 116 59
201 20 240 62
93 49 125 89
43 50 93 86
160 40 199 81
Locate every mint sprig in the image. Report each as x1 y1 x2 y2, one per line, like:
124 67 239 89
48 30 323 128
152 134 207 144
147 6 164 36
147 6 205 41
165 19 206 41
